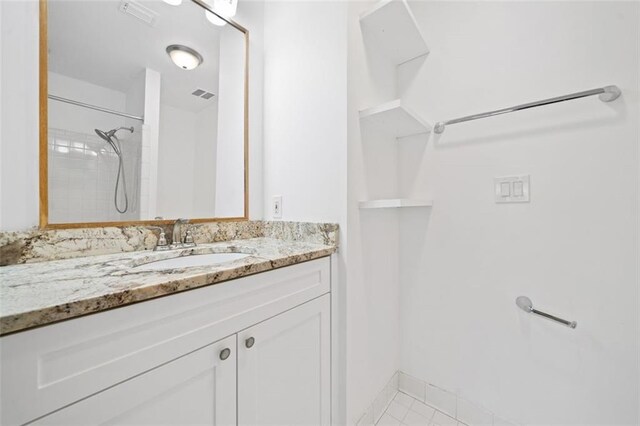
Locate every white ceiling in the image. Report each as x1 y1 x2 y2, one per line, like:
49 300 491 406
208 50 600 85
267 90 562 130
48 0 244 112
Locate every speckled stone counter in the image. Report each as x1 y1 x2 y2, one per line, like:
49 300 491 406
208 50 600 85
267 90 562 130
0 221 338 265
0 237 336 336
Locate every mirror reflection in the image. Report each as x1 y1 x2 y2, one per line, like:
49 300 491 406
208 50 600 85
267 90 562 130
46 0 247 225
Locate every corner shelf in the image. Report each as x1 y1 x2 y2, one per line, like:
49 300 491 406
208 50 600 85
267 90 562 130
359 99 432 139
359 0 429 66
359 199 433 209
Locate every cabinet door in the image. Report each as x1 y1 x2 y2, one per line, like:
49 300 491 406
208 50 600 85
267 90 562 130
33 335 237 426
238 295 331 426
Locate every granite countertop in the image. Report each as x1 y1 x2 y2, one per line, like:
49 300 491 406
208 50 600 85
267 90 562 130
0 237 336 336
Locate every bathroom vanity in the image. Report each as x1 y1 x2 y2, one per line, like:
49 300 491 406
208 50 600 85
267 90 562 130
1 0 339 422
0 231 337 426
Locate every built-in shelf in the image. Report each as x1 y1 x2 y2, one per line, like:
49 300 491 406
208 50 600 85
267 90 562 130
359 0 429 66
359 198 433 209
359 99 432 139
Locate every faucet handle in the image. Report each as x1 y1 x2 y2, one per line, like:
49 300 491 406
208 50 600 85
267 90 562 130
183 229 196 247
155 231 170 251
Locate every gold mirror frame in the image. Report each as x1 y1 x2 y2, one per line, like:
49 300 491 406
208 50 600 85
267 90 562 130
39 0 249 229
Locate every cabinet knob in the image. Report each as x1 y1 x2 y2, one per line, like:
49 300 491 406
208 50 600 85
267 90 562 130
219 348 231 360
245 337 255 348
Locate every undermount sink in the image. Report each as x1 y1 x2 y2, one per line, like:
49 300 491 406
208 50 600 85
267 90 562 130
135 253 251 271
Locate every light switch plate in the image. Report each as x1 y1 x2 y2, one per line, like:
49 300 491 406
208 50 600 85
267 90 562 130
495 175 530 203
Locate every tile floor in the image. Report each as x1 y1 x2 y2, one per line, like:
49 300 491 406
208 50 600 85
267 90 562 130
376 391 466 426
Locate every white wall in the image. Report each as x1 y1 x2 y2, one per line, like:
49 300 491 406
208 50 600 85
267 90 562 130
262 0 347 224
0 0 39 231
157 99 225 220
394 2 639 425
194 102 219 217
215 26 245 218
157 104 197 218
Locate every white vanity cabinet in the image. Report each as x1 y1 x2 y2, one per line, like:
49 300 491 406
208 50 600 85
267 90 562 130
32 335 238 426
238 295 331 426
0 257 332 426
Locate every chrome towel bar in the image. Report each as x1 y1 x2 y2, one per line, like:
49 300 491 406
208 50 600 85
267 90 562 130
434 85 621 134
516 296 577 329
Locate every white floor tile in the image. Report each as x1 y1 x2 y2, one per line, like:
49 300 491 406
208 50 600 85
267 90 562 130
394 391 415 408
432 410 457 426
373 389 396 423
386 401 409 422
410 400 436 420
377 413 402 426
402 409 431 426
363 374 518 426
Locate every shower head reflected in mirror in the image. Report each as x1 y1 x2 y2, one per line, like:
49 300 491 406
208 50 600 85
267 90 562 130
94 127 134 155
94 128 110 142
94 126 134 142
93 126 134 214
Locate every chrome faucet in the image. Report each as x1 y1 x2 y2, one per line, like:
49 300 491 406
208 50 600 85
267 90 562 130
170 218 196 249
171 218 188 248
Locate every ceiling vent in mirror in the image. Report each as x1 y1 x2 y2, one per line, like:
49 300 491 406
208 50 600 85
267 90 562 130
192 89 216 100
119 0 159 27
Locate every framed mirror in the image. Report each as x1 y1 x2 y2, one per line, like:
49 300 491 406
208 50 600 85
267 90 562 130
39 0 248 229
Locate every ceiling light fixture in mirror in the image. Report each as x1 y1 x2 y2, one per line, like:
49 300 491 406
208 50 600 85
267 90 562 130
166 45 204 70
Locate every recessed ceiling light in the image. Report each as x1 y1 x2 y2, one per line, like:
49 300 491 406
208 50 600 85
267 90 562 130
162 0 182 5
166 45 203 70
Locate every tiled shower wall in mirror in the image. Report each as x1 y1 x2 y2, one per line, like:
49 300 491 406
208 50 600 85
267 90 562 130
48 128 141 223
